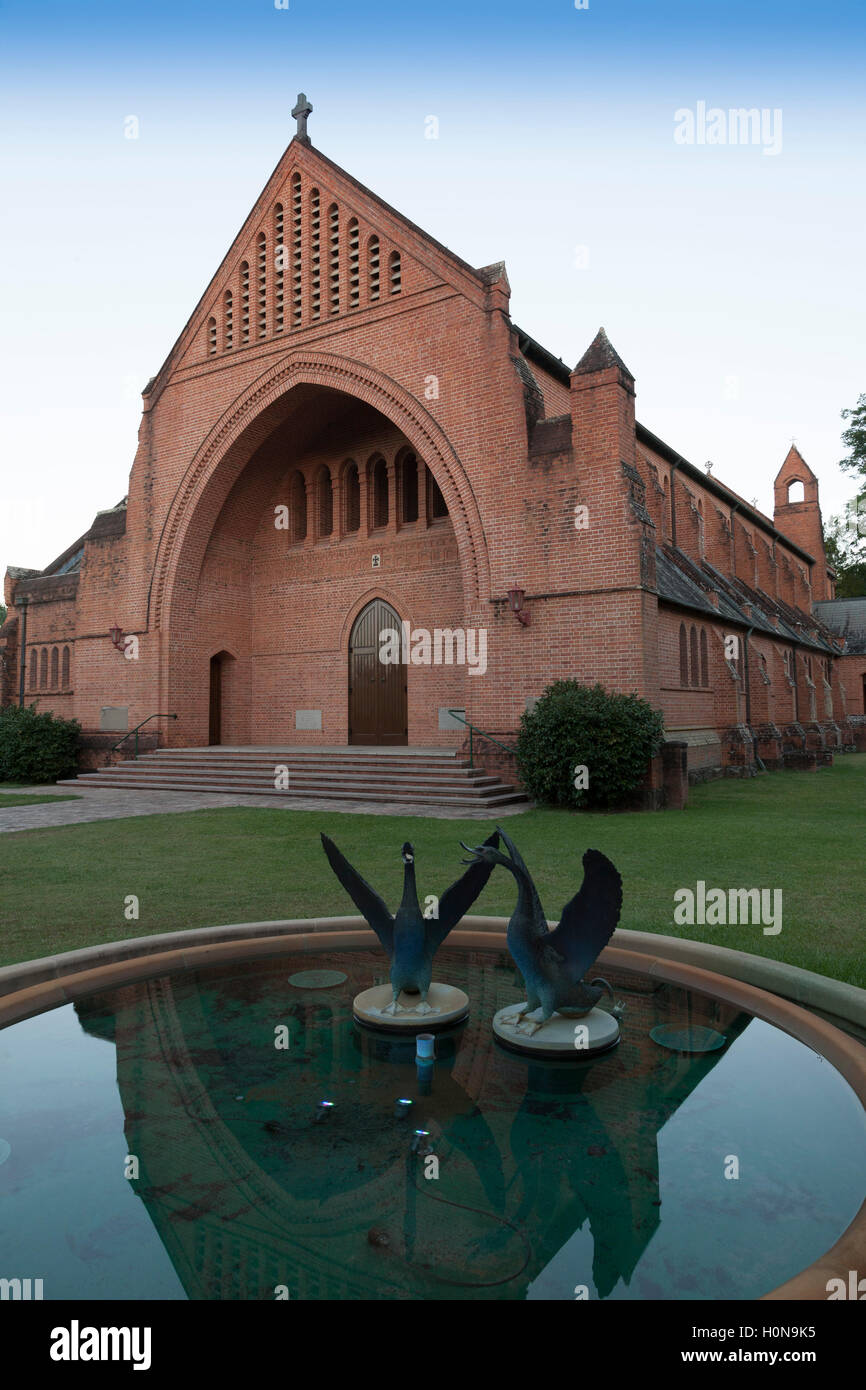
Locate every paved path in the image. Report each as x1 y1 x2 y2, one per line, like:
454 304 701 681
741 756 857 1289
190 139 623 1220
0 784 528 834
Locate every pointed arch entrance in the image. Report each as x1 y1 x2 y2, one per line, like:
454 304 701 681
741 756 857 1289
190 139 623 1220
348 600 407 745
208 651 235 745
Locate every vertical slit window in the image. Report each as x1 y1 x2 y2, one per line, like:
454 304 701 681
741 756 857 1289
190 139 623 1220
274 204 284 333
207 316 217 356
240 262 250 343
679 624 689 687
689 626 699 686
328 204 339 315
310 189 321 320
427 466 447 520
348 219 360 308
371 457 388 528
389 250 402 295
29 651 37 690
257 232 267 338
40 648 47 689
344 462 360 533
62 645 70 688
369 236 380 302
224 290 233 350
50 647 59 687
700 628 708 687
292 173 302 326
401 452 418 523
318 468 333 537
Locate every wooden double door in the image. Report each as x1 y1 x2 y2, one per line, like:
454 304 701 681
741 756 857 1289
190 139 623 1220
348 599 407 745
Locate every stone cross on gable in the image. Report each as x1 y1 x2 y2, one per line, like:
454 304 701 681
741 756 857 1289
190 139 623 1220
292 93 313 143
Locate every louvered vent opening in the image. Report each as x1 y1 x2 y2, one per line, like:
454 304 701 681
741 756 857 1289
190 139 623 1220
292 174 302 326
241 262 250 343
369 236 380 302
274 204 284 333
329 205 339 315
224 290 233 350
389 250 402 295
310 189 321 321
207 316 217 356
257 233 267 338
348 220 360 309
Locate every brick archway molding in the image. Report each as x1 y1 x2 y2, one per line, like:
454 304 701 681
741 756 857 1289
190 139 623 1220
148 350 490 639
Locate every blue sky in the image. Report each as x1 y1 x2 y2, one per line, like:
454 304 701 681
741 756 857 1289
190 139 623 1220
2 0 865 573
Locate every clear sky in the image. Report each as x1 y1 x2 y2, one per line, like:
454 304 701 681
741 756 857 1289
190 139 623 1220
1 0 864 576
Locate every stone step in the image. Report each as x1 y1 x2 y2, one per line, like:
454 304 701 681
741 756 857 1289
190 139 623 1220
100 763 497 788
63 775 526 808
122 755 487 776
79 770 503 794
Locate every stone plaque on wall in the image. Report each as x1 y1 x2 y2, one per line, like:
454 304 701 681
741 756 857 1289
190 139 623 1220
295 709 322 731
99 706 128 732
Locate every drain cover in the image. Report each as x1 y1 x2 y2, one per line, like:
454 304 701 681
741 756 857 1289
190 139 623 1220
650 1025 727 1054
288 969 347 990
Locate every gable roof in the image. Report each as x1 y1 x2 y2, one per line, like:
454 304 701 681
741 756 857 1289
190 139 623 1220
144 136 497 403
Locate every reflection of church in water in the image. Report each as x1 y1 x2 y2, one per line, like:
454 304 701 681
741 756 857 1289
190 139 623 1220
75 951 748 1300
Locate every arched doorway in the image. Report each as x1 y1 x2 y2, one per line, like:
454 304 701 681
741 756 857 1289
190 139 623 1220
348 600 407 745
209 651 234 745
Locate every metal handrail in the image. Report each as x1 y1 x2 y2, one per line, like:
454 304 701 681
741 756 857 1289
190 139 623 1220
111 713 178 760
446 709 517 769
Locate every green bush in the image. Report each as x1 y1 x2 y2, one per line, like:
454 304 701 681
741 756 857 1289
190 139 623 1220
0 704 81 784
515 680 665 810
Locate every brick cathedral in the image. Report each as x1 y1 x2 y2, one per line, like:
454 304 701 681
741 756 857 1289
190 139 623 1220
3 100 865 791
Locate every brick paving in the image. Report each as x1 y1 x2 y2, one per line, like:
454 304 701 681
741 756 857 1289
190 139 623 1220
0 784 528 834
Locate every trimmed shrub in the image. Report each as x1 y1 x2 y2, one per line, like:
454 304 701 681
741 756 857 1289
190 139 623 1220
516 680 665 810
0 704 81 784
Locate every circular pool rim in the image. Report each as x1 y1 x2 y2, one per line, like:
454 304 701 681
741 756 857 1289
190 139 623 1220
1 918 863 1302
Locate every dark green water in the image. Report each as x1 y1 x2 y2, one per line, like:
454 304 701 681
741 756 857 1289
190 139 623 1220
0 945 863 1300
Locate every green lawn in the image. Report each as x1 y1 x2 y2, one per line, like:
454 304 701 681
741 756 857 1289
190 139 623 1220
0 756 863 985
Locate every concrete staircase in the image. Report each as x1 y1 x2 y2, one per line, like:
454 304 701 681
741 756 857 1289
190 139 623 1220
60 746 527 811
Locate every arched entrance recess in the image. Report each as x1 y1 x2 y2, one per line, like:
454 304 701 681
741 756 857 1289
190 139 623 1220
149 350 489 639
348 599 407 746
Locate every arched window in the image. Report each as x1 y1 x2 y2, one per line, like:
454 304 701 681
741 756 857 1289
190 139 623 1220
689 626 699 686
700 627 708 687
344 461 360 533
40 648 48 689
787 479 805 503
289 471 307 543
240 261 250 343
368 235 380 302
389 249 402 295
370 457 388 529
679 624 689 687
50 647 59 687
62 646 70 688
348 219 360 309
223 290 233 350
427 466 447 521
274 204 284 333
400 451 418 524
310 189 321 320
328 204 340 315
207 317 217 356
291 173 302 327
29 650 37 690
317 467 333 537
257 232 267 338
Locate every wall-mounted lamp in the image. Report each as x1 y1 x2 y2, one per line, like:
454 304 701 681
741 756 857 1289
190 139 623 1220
507 588 531 626
109 625 126 651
